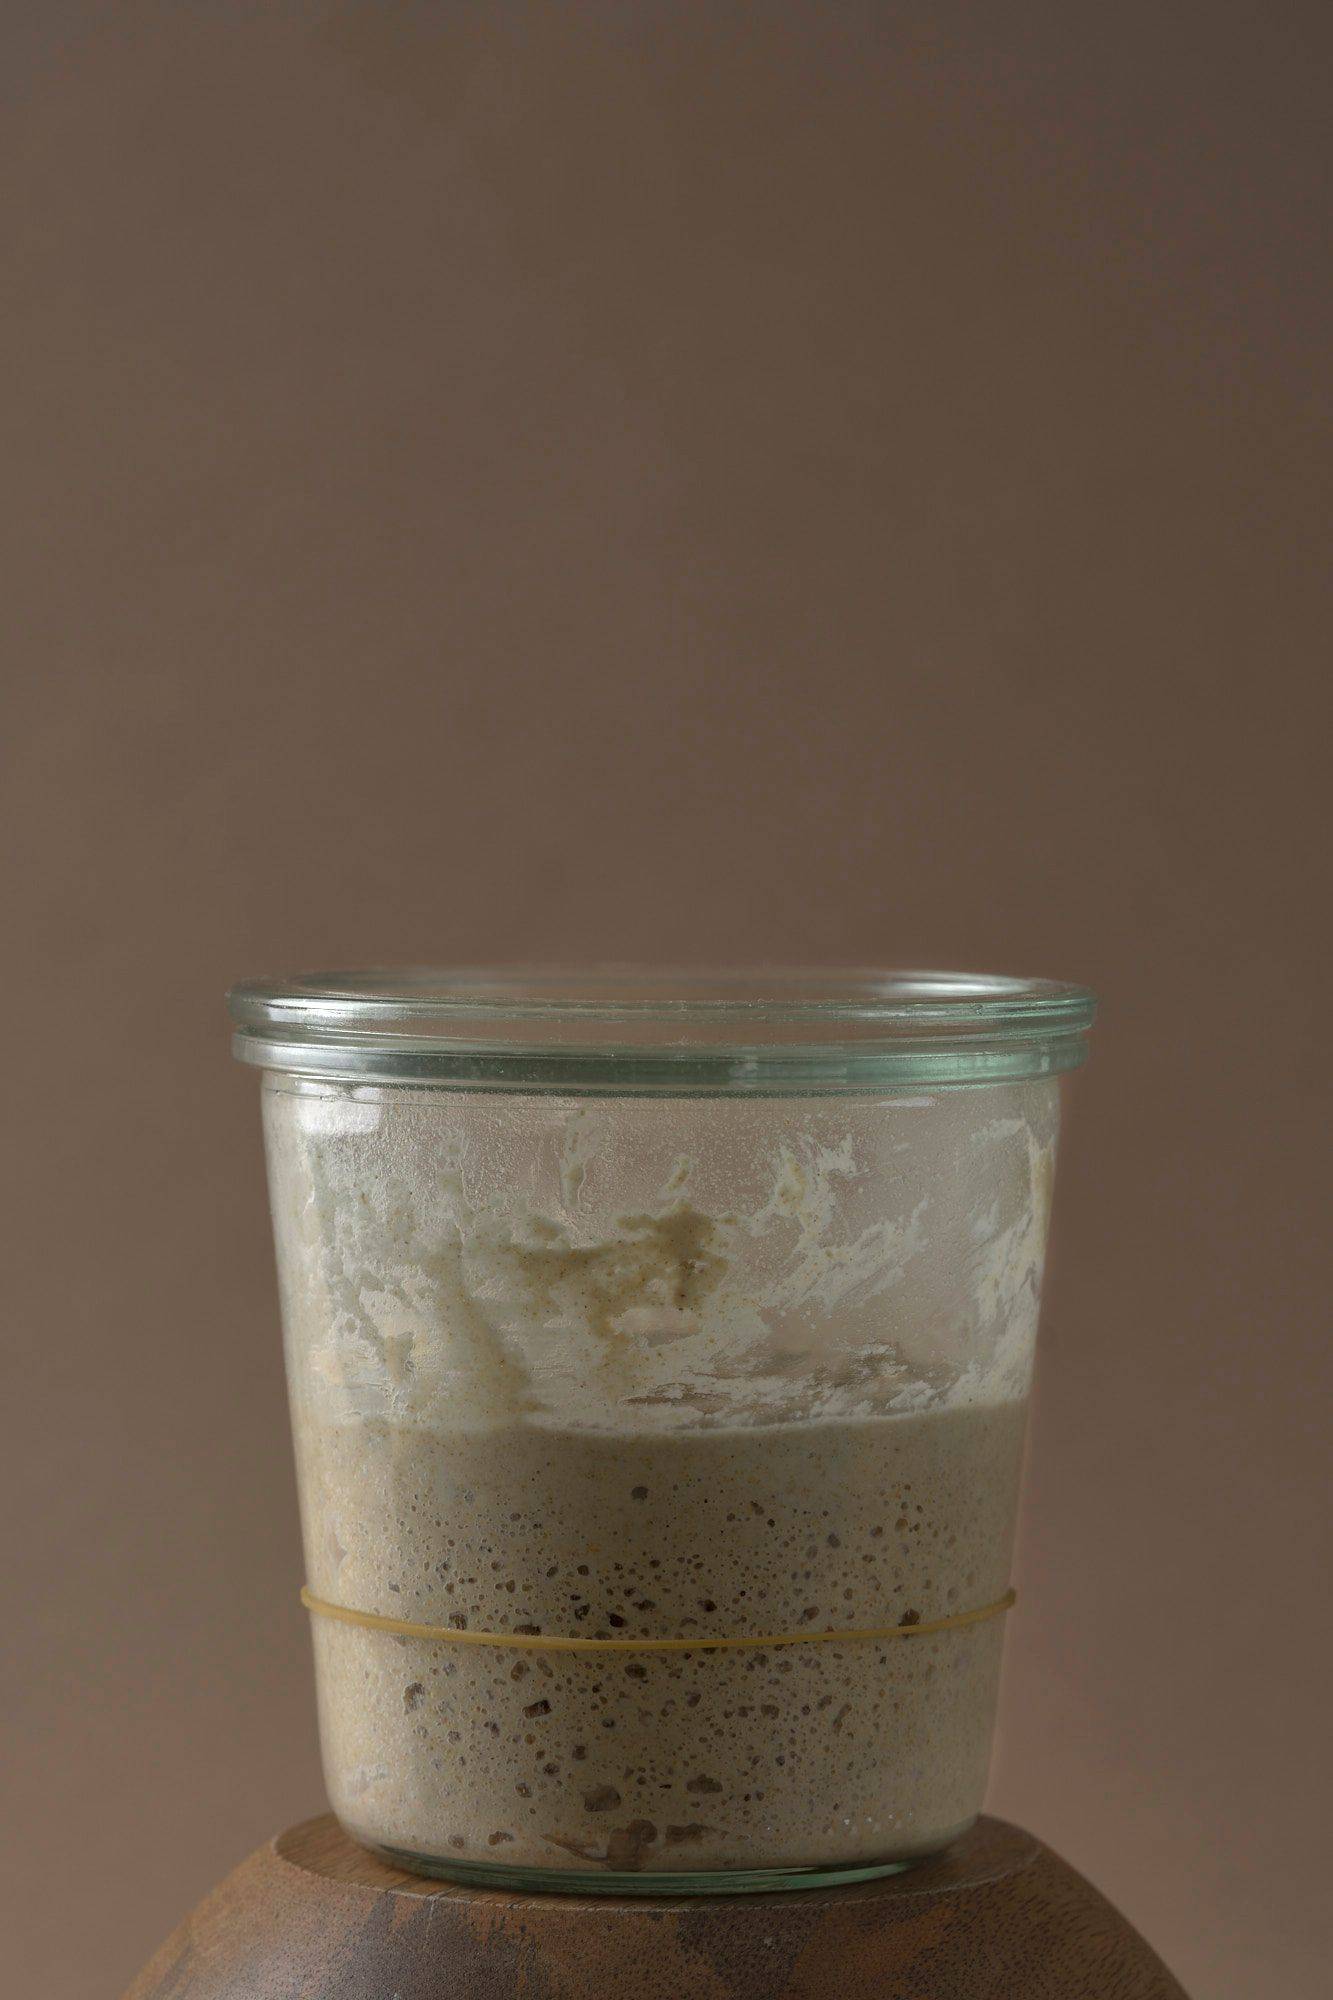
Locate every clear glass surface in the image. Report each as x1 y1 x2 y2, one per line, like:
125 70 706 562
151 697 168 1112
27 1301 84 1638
229 965 1096 1091
232 969 1093 1892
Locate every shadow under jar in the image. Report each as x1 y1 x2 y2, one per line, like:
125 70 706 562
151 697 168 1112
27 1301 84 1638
229 968 1095 1894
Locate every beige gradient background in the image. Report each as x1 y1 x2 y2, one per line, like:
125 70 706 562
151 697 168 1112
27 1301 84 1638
4 6 1329 1996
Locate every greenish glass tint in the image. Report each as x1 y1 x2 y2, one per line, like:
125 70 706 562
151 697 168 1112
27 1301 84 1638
372 1845 916 1896
227 967 1095 1094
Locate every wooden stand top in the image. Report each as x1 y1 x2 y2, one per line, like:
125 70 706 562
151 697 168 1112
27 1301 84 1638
126 1812 1188 1998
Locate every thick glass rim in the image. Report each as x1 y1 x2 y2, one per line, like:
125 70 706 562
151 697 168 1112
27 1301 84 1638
228 966 1095 1094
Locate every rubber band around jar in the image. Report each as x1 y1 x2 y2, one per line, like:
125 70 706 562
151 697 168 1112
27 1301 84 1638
299 1585 1016 1652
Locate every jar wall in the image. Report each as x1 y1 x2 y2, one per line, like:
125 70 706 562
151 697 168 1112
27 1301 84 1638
262 1073 1061 1888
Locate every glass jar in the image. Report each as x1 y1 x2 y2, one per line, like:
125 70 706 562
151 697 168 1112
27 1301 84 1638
229 969 1094 1894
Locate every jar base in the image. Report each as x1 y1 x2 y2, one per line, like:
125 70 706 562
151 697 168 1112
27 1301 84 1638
368 1839 938 1897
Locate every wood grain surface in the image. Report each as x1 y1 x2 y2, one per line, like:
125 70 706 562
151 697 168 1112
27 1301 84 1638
124 1813 1189 1997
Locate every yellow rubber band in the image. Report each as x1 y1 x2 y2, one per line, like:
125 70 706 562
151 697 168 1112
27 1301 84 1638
300 1585 1015 1652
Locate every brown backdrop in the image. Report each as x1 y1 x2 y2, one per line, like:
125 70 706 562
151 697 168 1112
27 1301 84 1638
4 6 1329 1997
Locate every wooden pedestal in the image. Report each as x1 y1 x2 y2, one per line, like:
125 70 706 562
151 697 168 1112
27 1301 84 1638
125 1812 1187 1998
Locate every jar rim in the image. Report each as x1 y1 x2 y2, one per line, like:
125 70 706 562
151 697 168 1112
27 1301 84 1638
228 966 1095 1094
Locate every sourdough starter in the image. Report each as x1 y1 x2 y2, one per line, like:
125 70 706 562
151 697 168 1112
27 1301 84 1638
301 1401 1025 1872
